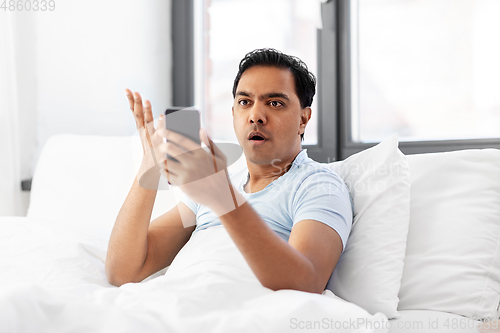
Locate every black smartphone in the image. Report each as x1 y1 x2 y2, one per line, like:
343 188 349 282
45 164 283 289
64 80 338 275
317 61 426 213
164 107 244 168
164 107 201 144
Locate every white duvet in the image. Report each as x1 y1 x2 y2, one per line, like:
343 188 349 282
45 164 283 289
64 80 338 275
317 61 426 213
0 217 388 333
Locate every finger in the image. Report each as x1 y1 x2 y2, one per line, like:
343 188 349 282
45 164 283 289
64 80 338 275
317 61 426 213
164 129 201 152
200 128 226 161
160 160 171 185
201 129 229 173
125 88 134 112
143 100 154 125
162 141 190 160
154 115 168 145
150 114 166 143
165 156 183 175
133 92 145 129
150 115 166 163
163 160 180 185
157 114 166 134
144 101 156 146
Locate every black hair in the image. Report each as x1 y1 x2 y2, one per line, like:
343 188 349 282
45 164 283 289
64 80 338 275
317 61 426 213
232 48 316 141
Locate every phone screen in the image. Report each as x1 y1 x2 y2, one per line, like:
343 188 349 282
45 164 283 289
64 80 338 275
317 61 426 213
163 107 244 168
164 108 201 144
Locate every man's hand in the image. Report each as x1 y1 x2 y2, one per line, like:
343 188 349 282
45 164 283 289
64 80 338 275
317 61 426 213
126 88 245 214
125 89 168 190
161 128 244 216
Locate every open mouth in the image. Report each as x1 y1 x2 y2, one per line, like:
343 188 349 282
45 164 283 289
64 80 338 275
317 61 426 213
248 131 267 141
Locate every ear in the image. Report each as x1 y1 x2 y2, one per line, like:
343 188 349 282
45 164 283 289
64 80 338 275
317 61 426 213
298 107 312 136
232 106 234 117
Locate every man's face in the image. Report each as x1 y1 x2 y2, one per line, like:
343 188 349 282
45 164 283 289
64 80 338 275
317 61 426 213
232 65 311 166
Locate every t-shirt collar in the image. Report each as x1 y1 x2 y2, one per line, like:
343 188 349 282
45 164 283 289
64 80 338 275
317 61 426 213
291 148 308 168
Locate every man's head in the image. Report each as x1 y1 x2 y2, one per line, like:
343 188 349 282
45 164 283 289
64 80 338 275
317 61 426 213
231 49 315 167
232 48 316 142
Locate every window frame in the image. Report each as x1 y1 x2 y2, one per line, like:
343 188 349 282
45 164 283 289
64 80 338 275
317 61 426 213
172 0 195 108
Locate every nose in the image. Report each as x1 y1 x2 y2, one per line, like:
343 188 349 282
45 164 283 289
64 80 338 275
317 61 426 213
248 103 266 125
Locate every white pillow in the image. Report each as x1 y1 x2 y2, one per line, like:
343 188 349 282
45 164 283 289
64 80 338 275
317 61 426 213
398 149 500 320
28 134 177 229
28 134 244 229
325 134 411 319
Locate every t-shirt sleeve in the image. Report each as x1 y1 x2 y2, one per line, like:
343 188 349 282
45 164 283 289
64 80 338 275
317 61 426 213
179 190 199 216
292 170 353 252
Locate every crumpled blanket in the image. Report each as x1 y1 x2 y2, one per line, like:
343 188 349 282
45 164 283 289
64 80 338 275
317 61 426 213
0 217 388 333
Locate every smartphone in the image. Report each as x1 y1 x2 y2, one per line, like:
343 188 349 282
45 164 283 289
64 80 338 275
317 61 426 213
164 107 244 168
164 107 201 144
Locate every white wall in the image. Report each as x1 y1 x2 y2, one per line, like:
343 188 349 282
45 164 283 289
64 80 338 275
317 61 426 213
6 0 172 215
0 13 28 216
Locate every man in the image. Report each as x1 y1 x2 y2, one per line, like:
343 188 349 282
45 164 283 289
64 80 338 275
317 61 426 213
105 48 352 294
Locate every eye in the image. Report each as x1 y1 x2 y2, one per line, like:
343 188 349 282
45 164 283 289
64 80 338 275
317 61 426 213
238 99 249 106
269 101 283 107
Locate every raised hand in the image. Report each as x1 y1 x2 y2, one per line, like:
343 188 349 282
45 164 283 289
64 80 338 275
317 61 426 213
125 89 167 190
126 88 245 213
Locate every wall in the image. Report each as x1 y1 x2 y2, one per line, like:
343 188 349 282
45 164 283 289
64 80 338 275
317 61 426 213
6 0 172 215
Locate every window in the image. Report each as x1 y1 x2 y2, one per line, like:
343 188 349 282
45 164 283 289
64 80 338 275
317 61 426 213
173 0 338 162
341 0 500 158
173 0 500 161
194 0 319 146
354 0 500 142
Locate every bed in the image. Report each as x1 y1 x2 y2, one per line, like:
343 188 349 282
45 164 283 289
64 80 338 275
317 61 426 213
1 133 499 333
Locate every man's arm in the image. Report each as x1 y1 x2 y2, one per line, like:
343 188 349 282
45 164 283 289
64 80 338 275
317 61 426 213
105 174 196 286
219 201 343 294
105 90 196 287
161 129 346 294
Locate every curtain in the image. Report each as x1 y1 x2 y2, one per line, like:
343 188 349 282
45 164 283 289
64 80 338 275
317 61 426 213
0 13 23 216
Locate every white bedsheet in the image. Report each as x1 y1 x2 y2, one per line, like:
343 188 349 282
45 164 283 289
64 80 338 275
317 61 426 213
0 217 388 333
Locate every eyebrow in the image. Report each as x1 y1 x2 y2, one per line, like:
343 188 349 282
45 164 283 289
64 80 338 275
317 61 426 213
235 91 291 102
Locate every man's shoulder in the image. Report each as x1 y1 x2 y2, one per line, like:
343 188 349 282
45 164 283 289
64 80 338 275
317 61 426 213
294 158 344 184
291 159 351 202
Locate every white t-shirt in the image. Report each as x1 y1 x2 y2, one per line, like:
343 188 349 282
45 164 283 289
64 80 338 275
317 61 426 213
180 149 353 252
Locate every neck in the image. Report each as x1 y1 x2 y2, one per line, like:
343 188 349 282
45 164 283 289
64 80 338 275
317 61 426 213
243 149 302 193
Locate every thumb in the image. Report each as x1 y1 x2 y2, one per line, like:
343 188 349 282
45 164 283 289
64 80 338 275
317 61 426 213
200 128 210 147
200 128 217 153
200 128 227 162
